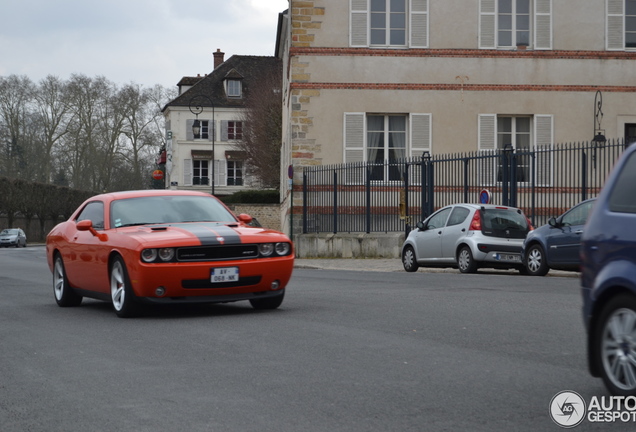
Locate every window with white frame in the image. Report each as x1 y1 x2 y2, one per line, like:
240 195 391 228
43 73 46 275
226 79 242 98
479 114 553 186
221 121 244 141
350 0 428 48
479 0 552 49
194 120 209 139
193 160 209 185
227 160 244 186
344 112 431 183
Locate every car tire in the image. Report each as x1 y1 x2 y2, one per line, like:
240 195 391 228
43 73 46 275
250 291 285 310
110 256 140 318
457 246 477 274
402 246 419 272
594 295 636 396
53 254 82 307
525 244 549 276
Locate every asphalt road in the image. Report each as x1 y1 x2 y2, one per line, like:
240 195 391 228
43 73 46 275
0 246 626 431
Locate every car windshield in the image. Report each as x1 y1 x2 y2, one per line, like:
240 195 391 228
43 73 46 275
110 196 237 228
1 229 18 235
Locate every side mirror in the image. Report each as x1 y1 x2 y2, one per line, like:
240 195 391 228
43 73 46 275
76 219 108 241
416 221 426 231
238 213 253 224
548 217 558 228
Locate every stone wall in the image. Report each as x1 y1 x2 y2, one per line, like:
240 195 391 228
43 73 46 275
227 204 282 232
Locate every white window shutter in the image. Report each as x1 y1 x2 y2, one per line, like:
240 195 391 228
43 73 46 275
534 0 552 50
215 159 227 187
344 112 365 184
350 0 369 47
183 159 193 186
410 113 431 156
221 120 229 141
410 0 429 48
534 114 553 187
208 120 215 142
186 119 194 141
479 0 496 49
607 0 625 50
478 114 497 186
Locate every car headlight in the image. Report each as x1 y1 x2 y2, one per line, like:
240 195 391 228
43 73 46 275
158 248 175 261
259 243 274 257
275 242 290 256
141 249 157 262
141 248 175 263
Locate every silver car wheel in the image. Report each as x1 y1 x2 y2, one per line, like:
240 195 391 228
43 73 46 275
53 258 65 302
110 260 126 312
601 307 636 392
402 246 419 272
527 248 542 273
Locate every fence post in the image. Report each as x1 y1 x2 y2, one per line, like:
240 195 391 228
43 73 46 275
502 145 512 206
421 151 434 220
581 149 588 201
403 162 410 237
463 156 469 203
302 170 308 234
333 169 338 234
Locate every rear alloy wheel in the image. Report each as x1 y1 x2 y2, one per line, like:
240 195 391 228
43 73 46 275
402 246 419 272
53 254 82 307
110 257 140 318
594 295 636 396
457 246 477 274
250 291 285 310
525 244 549 276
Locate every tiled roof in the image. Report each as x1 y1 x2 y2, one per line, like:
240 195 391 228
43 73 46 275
163 55 281 111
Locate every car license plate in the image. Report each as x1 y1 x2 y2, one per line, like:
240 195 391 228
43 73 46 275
211 267 239 283
495 253 521 262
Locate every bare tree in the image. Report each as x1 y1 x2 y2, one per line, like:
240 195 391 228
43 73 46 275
237 64 282 189
0 75 35 180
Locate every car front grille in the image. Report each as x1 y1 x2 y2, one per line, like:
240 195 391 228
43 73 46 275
176 244 259 262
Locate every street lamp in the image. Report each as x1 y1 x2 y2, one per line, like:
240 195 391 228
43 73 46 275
593 90 606 145
189 95 215 195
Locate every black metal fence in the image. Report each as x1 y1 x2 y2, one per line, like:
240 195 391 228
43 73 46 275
301 139 627 234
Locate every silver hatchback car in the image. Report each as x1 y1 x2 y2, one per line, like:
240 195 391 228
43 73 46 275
402 204 532 274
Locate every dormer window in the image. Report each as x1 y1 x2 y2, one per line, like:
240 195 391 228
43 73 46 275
227 79 242 98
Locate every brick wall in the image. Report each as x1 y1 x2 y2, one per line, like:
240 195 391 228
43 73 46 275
227 204 281 232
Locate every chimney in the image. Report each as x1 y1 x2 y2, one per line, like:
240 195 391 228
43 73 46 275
213 49 225 69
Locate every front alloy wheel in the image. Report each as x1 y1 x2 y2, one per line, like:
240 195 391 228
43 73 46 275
525 244 549 276
595 295 636 396
53 254 82 307
402 246 419 272
110 257 140 318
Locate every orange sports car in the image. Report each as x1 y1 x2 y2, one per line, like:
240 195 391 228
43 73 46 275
46 190 294 317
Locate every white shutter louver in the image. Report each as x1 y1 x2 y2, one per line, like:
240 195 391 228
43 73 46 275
344 113 365 184
184 159 193 186
534 0 552 50
350 0 368 47
534 114 553 187
479 0 496 49
410 0 428 48
479 114 497 186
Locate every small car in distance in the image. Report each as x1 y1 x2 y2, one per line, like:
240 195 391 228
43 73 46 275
46 190 294 318
521 199 596 276
581 143 636 396
402 203 532 274
0 228 27 247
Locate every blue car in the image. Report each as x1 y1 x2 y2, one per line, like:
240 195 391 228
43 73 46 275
581 143 636 396
521 199 596 276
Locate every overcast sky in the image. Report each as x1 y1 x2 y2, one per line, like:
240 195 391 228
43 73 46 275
0 0 288 88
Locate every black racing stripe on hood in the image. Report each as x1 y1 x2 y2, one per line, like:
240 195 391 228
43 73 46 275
175 223 242 245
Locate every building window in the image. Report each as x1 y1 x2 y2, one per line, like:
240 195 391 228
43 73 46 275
370 0 407 46
227 161 244 186
497 0 530 47
366 115 407 181
193 160 209 185
227 121 243 140
194 120 209 140
227 80 242 98
350 0 428 48
497 116 531 181
628 0 636 48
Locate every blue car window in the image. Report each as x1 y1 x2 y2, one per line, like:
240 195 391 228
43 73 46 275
608 152 636 214
562 200 594 226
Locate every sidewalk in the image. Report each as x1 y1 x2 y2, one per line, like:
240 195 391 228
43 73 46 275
294 258 579 277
